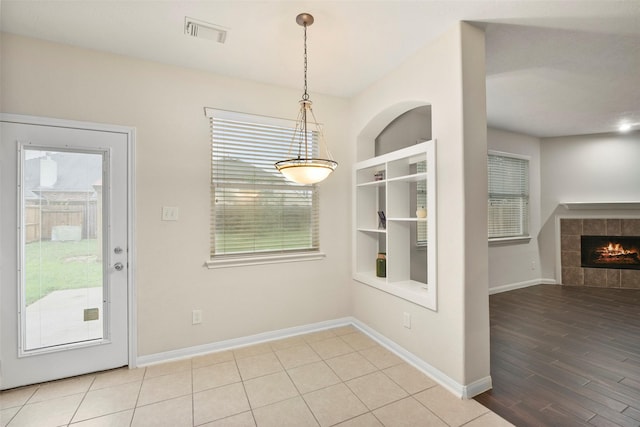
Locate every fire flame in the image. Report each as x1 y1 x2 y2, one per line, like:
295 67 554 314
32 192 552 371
601 242 636 257
589 239 640 267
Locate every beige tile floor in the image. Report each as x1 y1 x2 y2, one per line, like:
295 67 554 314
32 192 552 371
1 326 513 427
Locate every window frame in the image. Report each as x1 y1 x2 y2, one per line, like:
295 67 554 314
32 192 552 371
204 107 325 268
487 150 531 245
416 159 428 247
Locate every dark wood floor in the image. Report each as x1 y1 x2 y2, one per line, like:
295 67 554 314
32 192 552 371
475 284 640 427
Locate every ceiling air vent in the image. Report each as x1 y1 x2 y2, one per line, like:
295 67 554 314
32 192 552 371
185 17 228 43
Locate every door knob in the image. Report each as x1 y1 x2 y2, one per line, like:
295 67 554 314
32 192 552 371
114 262 124 271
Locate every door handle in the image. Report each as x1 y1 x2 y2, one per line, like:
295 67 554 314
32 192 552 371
114 262 124 271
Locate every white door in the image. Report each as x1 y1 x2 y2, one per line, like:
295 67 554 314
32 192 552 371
1 116 132 390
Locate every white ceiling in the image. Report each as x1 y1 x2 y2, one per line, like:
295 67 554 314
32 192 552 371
1 0 639 137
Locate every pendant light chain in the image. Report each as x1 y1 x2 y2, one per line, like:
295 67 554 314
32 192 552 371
301 20 309 159
302 22 309 101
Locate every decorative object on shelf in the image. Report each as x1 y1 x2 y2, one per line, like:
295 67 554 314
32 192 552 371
274 13 338 185
374 171 384 181
376 253 387 278
377 210 386 229
416 206 427 218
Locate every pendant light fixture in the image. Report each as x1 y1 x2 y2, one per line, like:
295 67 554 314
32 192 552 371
275 13 338 184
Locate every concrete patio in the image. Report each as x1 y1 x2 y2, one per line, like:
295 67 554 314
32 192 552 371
25 287 103 350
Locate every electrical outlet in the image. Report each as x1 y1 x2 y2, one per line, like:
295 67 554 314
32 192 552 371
531 260 536 270
192 309 203 325
162 206 179 221
403 312 411 329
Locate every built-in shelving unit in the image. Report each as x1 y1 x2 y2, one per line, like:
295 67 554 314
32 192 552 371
353 141 437 310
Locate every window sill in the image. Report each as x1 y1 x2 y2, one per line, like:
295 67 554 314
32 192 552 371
488 236 532 246
206 252 326 269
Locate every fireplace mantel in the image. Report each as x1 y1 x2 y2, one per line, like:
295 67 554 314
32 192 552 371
561 202 640 210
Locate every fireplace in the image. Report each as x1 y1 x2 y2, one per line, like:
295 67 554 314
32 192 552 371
581 235 640 270
560 218 640 288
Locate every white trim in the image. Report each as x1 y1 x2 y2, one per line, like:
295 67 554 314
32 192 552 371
555 214 562 284
126 127 137 369
561 202 640 210
136 316 490 398
352 319 490 398
487 149 531 162
488 236 531 246
206 252 326 269
463 376 494 399
203 107 311 129
354 142 429 170
0 114 134 135
137 317 352 366
489 278 557 295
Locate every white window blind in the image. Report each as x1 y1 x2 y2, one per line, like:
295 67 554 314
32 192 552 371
207 108 319 259
488 152 529 239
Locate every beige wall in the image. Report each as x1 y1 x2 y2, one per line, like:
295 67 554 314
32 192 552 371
349 23 490 388
539 130 640 281
2 23 492 393
1 33 353 356
487 127 545 290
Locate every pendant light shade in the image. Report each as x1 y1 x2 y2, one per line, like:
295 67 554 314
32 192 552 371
275 13 338 184
276 158 336 184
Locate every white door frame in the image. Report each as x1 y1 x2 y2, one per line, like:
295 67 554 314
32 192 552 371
0 113 137 376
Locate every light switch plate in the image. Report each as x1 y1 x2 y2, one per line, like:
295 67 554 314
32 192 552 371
403 312 411 329
162 206 179 221
192 309 203 325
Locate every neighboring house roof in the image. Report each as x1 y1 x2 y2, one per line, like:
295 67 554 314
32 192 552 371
23 189 40 200
24 152 103 193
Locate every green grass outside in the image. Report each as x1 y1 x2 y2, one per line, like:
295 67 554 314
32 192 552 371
25 239 102 306
215 230 313 254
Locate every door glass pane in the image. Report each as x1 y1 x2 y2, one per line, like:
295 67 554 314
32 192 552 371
22 149 104 351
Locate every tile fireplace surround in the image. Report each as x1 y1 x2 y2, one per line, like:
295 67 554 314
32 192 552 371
561 218 640 288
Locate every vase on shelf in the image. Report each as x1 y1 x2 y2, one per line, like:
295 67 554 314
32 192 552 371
376 253 386 278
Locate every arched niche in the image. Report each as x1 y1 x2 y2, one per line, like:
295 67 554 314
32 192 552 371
353 102 434 293
356 102 432 161
376 105 432 156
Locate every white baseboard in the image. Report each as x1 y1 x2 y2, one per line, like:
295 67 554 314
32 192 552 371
463 376 493 398
137 316 491 399
351 319 491 399
489 278 557 295
136 317 352 366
